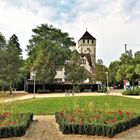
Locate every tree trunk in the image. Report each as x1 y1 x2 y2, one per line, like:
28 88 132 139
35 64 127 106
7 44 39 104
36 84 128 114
132 79 134 90
43 83 45 91
9 82 12 95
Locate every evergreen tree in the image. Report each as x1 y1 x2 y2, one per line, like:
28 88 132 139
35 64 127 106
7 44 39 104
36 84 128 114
5 34 22 89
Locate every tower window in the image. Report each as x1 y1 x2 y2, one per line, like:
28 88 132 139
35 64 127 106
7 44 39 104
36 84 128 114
83 39 85 44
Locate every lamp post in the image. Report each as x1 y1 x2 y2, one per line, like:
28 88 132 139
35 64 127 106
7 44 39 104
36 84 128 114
24 77 26 92
32 73 36 98
105 72 109 93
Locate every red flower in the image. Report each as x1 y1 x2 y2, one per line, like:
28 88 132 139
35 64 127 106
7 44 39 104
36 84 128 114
60 112 64 117
71 117 75 123
13 122 16 124
4 112 9 117
126 112 130 116
118 109 123 116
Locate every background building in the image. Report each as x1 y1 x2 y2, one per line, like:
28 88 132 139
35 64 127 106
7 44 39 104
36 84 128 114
30 30 96 83
54 30 96 83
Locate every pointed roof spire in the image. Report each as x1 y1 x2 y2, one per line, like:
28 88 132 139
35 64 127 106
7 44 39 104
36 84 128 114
79 31 96 41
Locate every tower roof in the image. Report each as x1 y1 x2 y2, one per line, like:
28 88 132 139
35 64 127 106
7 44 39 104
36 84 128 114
79 31 96 41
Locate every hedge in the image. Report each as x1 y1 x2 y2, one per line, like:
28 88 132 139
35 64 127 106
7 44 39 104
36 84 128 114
122 88 140 96
0 113 33 138
55 112 140 138
26 83 98 93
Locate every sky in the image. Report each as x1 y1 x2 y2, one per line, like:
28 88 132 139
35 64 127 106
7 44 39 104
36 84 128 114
0 0 140 66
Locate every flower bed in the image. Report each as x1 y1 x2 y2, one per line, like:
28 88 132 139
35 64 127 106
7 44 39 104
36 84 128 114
0 112 33 138
55 110 140 138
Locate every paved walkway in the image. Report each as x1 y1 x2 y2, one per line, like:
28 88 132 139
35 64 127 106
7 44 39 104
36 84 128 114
0 91 140 103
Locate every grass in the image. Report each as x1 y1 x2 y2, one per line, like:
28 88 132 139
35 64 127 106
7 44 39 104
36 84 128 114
1 96 140 115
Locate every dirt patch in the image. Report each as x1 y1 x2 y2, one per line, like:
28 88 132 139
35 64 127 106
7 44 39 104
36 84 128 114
1 115 140 140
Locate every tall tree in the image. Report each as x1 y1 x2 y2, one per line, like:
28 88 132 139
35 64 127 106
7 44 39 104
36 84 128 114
94 59 108 84
116 50 140 87
134 51 140 80
65 50 87 91
109 61 120 86
26 24 73 84
0 33 7 89
116 50 133 81
27 24 73 56
6 34 22 89
32 41 70 86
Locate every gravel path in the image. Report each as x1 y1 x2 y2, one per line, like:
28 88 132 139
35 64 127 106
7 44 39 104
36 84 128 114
1 115 140 140
1 91 140 103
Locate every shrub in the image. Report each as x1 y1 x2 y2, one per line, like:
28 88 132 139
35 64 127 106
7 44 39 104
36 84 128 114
0 113 33 138
122 88 140 96
55 111 140 138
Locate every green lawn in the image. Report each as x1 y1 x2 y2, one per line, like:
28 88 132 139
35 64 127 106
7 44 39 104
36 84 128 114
1 96 140 115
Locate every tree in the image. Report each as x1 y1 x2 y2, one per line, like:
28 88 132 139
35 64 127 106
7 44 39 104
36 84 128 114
26 24 73 56
94 59 108 84
134 51 140 77
135 64 140 76
33 42 70 87
0 32 7 90
116 50 140 88
0 34 23 91
5 34 23 89
116 50 133 81
109 61 120 86
65 50 87 91
26 24 73 85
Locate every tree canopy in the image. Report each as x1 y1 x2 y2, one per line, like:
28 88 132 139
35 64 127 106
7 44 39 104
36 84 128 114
65 50 87 85
94 59 108 84
0 33 23 89
26 24 74 84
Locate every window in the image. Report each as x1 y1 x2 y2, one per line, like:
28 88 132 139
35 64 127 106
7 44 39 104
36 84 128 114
83 39 85 44
55 78 62 83
65 60 70 64
57 67 63 71
81 59 86 64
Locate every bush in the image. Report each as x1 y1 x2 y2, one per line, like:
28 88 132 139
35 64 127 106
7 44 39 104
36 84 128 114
0 113 33 138
27 83 98 93
37 89 50 93
122 88 140 96
55 112 140 138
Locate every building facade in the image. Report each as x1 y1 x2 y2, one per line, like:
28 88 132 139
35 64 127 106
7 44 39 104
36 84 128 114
54 30 96 83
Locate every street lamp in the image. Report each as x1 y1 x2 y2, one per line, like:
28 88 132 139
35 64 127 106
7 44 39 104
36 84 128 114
105 72 109 93
32 73 36 98
24 77 26 92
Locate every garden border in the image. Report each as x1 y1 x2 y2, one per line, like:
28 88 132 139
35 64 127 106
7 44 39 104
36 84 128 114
55 112 140 138
0 113 33 138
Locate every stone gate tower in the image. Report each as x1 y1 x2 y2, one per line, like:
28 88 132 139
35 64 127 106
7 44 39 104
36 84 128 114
76 31 96 73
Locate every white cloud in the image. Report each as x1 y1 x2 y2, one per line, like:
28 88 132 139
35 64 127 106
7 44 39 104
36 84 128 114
0 0 52 57
0 0 140 66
